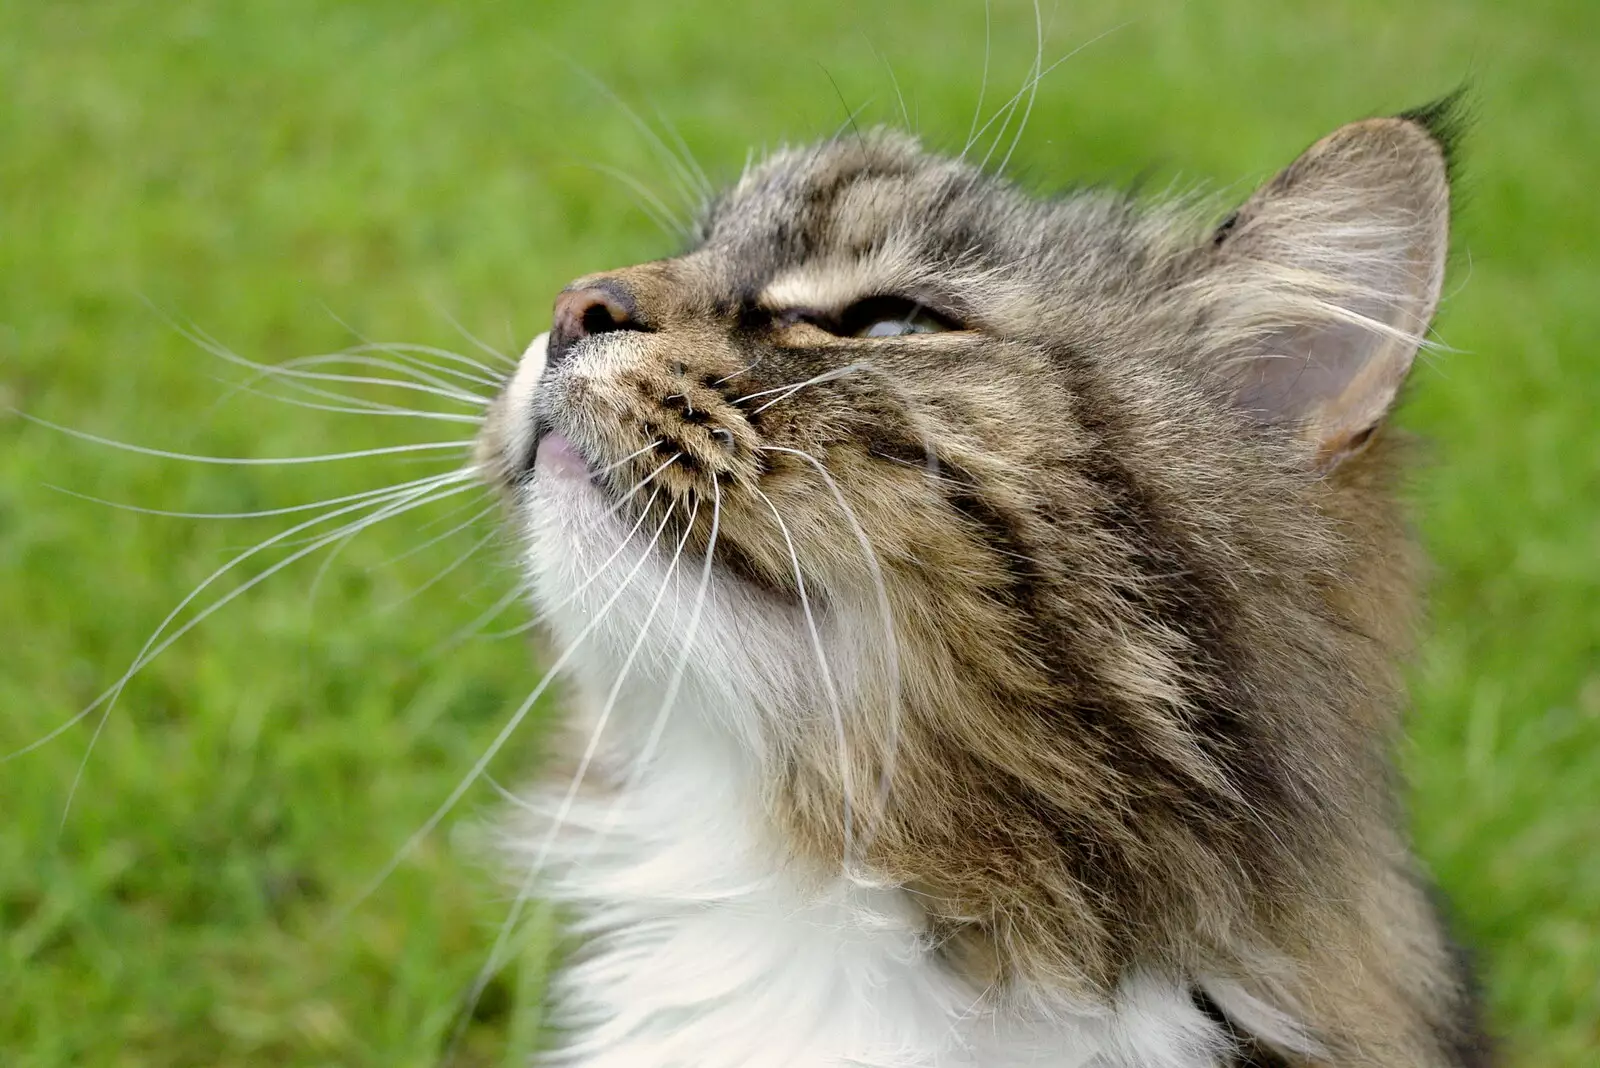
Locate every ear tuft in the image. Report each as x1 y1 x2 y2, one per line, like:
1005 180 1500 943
1197 106 1458 470
1399 87 1471 187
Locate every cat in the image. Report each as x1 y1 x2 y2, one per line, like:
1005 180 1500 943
473 98 1492 1067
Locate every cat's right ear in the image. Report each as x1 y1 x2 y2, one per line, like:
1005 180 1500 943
1193 103 1458 470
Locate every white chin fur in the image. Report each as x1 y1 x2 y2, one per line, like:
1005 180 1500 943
496 331 550 477
503 433 1260 1068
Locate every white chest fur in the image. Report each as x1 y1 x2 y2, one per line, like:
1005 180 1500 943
505 683 1235 1068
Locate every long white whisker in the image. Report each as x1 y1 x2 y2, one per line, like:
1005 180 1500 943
434 580 532 653
335 478 681 923
42 469 461 521
561 58 711 216
992 0 1045 176
213 379 484 423
593 440 663 482
45 477 478 820
16 413 472 466
590 479 720 849
371 499 497 570
302 485 486 618
456 497 698 1045
271 354 488 404
650 103 715 202
712 361 760 386
191 330 489 416
754 485 856 870
320 299 509 380
578 161 689 240
5 472 473 766
342 342 505 391
378 522 500 613
571 485 664 593
732 362 871 410
871 42 912 131
761 445 901 854
422 297 519 369
967 21 1132 169
175 313 490 404
965 0 993 151
599 453 679 522
473 474 670 643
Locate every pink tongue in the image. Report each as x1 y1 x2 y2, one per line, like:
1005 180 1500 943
535 432 590 478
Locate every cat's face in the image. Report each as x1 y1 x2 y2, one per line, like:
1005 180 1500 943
477 116 1451 888
480 131 1110 723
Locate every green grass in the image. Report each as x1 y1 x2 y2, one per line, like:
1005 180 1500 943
2 1 1596 1064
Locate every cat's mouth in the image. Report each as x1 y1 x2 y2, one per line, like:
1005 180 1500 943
532 430 592 481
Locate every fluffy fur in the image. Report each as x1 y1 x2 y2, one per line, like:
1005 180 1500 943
476 101 1490 1067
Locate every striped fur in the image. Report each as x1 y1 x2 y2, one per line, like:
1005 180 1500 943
479 101 1490 1067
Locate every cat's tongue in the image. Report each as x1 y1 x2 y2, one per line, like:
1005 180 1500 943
535 432 590 479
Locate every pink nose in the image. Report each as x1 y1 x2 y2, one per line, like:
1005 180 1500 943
547 282 641 368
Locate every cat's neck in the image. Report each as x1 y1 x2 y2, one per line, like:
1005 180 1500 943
513 672 1241 1068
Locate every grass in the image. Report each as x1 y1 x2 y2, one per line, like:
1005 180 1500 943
1 1 1595 1064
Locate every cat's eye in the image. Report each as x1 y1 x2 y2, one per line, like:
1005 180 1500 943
836 295 958 338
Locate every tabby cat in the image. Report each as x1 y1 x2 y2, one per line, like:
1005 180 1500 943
475 99 1491 1067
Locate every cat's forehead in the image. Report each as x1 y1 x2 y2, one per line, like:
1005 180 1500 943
704 133 953 255
691 129 1016 309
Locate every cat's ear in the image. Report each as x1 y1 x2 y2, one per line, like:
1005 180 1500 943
1199 104 1456 469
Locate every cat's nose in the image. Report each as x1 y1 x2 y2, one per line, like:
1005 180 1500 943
547 281 643 369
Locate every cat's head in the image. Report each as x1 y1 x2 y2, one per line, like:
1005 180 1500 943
477 107 1454 956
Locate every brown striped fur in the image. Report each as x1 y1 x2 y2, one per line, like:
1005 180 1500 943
480 99 1489 1067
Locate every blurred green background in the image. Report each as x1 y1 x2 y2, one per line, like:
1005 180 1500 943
2 1 1596 1065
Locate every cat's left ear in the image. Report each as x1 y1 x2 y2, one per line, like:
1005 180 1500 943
1198 103 1457 469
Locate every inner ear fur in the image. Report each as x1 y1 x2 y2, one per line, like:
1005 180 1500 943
1199 110 1454 469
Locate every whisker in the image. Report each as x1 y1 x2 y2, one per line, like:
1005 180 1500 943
271 354 489 404
434 580 532 653
319 296 509 379
577 161 690 240
16 413 473 466
173 313 490 404
315 298 502 382
371 499 498 570
754 485 856 869
6 472 473 766
197 343 489 420
761 445 901 857
42 469 464 521
422 297 519 368
650 102 715 203
989 0 1044 176
37 476 478 819
965 0 994 151
561 58 712 215
572 485 665 593
590 477 721 850
213 379 485 424
711 360 760 386
334 477 682 923
871 41 913 132
342 342 505 391
593 440 664 482
455 496 698 1047
965 20 1132 170
599 452 680 522
378 524 500 614
731 362 871 410
471 475 670 643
